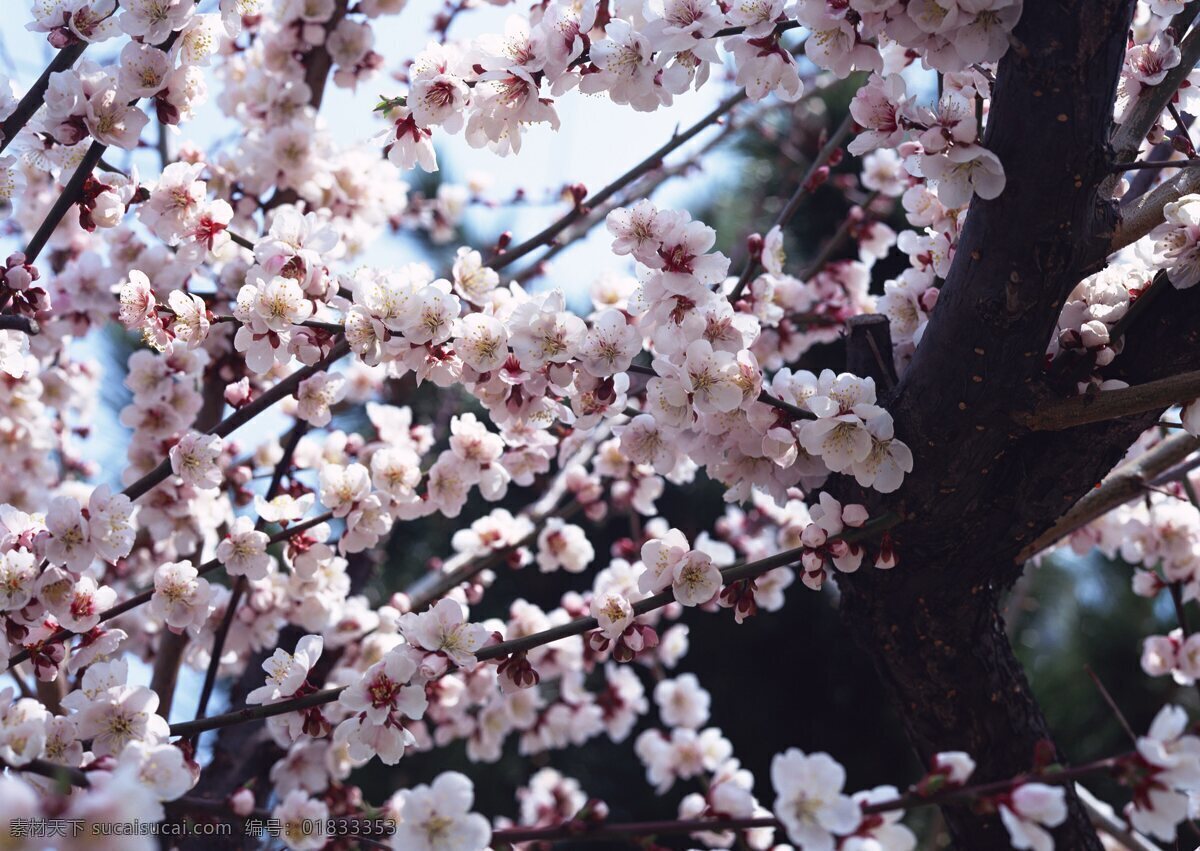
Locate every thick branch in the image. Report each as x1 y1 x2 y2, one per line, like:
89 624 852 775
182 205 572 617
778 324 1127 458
1113 165 1200 251
0 315 40 334
834 3 1137 848
1017 432 1200 560
1112 16 1200 158
1016 371 1200 431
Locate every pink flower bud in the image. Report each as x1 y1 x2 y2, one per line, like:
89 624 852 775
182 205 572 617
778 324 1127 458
231 789 255 817
224 378 252 408
842 504 869 527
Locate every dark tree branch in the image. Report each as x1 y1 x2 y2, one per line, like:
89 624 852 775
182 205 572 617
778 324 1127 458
1015 370 1200 431
1017 431 1200 560
0 315 39 334
120 340 350 502
487 90 748 272
0 42 88 154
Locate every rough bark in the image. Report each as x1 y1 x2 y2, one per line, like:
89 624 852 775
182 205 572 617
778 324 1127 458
835 1 1143 848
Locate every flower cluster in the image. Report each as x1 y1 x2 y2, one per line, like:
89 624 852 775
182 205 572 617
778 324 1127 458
6 0 1198 849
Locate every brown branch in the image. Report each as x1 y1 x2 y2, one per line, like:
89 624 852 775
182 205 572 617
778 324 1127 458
0 315 39 334
190 424 309 737
491 757 1122 844
2 757 91 788
1016 370 1200 431
1112 8 1200 159
4 511 335 671
149 631 189 719
23 140 106 262
845 314 897 390
1016 431 1200 560
0 42 88 154
404 498 582 612
1110 157 1200 172
20 27 189 263
1113 167 1200 251
508 112 747 284
801 189 884 280
1074 784 1164 851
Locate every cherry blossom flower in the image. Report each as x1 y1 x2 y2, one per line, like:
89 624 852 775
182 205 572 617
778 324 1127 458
248 635 324 704
849 74 909 156
77 684 170 757
654 673 710 729
116 740 197 802
0 548 37 610
1126 704 1200 840
336 644 428 764
998 783 1067 851
216 516 273 579
85 79 150 149
295 372 346 427
43 496 94 570
318 463 372 517
771 749 862 851
672 550 721 606
536 518 594 573
169 431 224 489
921 144 1007 208
580 309 641 377
150 560 213 630
167 290 210 348
594 591 636 639
390 772 491 851
273 790 330 851
399 598 489 669
1153 194 1200 289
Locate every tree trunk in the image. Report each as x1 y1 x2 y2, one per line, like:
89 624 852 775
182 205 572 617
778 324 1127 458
839 565 1102 849
831 1 1142 846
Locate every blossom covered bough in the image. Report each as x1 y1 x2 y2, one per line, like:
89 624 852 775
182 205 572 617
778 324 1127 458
4 0 1200 848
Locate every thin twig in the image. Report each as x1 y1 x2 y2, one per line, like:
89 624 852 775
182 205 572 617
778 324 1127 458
727 112 855 303
167 514 899 737
1110 157 1200 172
487 90 749 272
1084 665 1137 743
